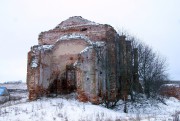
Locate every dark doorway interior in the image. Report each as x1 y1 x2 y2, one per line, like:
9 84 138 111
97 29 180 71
49 64 76 96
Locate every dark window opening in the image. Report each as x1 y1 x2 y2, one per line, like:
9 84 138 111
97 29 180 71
70 57 73 60
81 28 88 31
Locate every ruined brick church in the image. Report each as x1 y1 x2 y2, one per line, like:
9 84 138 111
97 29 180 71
27 16 140 104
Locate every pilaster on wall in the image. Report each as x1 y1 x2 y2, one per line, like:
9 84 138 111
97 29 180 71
118 35 128 99
27 46 44 100
105 29 118 101
27 51 34 100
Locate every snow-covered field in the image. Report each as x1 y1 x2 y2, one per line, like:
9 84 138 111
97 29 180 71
0 83 180 121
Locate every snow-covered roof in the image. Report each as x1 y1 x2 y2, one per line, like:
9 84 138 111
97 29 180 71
32 45 54 54
32 45 54 53
37 45 54 51
58 33 105 47
57 33 93 45
80 46 93 54
93 41 106 47
55 16 99 29
162 84 180 88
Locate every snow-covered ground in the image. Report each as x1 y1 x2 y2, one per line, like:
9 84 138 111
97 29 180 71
0 83 180 121
0 83 27 90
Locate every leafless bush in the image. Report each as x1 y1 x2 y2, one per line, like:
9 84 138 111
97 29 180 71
58 101 64 109
57 113 63 118
118 30 169 100
173 111 180 121
135 113 141 121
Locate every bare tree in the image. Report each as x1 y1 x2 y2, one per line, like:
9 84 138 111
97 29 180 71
118 29 169 99
132 39 169 98
102 29 169 110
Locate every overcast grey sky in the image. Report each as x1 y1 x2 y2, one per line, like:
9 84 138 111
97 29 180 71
0 0 180 82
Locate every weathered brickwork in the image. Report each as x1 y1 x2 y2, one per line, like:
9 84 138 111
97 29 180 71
27 16 140 104
159 84 180 100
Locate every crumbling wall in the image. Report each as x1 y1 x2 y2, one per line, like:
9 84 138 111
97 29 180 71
27 38 90 98
75 41 106 104
51 39 90 94
104 29 118 101
159 84 180 100
27 16 141 104
38 24 107 45
27 45 53 100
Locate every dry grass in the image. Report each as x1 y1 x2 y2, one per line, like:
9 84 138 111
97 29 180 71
173 111 180 121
